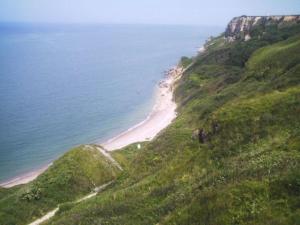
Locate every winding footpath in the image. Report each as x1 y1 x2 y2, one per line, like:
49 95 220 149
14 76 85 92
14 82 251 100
94 145 123 171
28 208 59 225
28 145 123 225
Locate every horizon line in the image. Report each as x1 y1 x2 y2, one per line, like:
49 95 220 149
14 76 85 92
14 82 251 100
0 20 225 28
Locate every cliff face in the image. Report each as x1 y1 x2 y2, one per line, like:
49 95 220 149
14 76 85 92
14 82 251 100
225 15 300 41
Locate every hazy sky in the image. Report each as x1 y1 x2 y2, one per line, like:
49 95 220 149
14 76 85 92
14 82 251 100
0 0 299 26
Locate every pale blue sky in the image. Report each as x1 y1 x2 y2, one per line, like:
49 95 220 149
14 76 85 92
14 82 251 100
0 0 299 26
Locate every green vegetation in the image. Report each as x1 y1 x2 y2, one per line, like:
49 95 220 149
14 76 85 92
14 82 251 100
0 145 121 225
1 18 300 225
180 56 193 68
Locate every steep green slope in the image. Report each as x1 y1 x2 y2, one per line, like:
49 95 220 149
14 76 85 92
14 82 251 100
0 145 121 225
42 20 300 225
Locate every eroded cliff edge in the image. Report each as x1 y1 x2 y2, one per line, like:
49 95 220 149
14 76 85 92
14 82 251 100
225 15 300 41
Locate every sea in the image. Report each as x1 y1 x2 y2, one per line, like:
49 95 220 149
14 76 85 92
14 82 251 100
0 23 222 183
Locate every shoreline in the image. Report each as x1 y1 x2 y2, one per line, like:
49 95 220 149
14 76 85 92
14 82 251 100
0 65 183 188
0 163 51 188
101 66 183 150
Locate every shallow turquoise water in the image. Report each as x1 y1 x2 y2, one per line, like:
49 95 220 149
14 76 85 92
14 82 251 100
0 23 221 182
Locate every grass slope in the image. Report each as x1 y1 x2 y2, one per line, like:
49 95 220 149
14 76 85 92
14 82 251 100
0 145 121 225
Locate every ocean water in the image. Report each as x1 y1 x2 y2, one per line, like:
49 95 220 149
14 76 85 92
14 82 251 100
0 23 221 182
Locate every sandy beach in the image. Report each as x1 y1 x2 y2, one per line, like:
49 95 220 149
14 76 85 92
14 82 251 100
101 66 183 150
0 164 51 188
0 66 183 188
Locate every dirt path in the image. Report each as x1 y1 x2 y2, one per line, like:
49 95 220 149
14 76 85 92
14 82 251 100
28 145 123 225
28 181 113 225
28 208 59 225
84 144 123 171
95 145 123 171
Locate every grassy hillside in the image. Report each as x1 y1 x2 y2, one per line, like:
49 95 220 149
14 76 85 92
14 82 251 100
43 22 300 225
0 145 121 225
1 18 300 225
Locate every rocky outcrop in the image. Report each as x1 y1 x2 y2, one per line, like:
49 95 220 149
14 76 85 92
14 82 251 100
225 15 300 41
